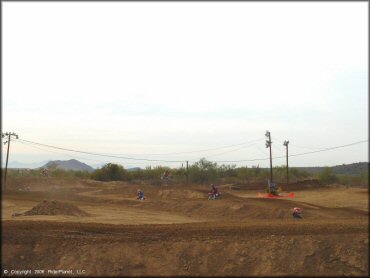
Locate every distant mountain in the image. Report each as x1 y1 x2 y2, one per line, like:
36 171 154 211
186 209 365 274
41 159 95 173
90 163 142 171
127 167 141 172
294 162 369 176
331 162 369 176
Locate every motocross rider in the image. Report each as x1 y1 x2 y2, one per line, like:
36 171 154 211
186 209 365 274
210 184 220 198
293 207 302 219
137 189 145 200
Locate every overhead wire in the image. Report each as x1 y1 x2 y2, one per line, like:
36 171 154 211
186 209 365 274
204 142 262 158
15 140 112 164
272 136 326 150
14 137 265 162
14 140 161 166
287 140 368 158
211 139 368 163
15 138 185 163
13 138 368 165
289 144 326 150
77 137 266 156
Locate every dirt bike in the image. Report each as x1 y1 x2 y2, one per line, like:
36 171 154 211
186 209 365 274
208 192 222 200
137 194 145 200
293 207 302 219
267 180 280 196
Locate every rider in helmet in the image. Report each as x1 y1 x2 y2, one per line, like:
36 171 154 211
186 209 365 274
293 207 302 219
211 184 220 198
163 170 170 179
137 189 145 200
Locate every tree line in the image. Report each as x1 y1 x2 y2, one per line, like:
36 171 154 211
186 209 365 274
5 158 368 187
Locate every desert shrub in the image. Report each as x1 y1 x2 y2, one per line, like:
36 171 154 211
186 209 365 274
218 164 238 178
73 170 91 179
43 168 90 179
92 163 130 181
360 169 369 186
318 167 338 184
273 165 287 183
288 168 311 183
129 168 144 180
237 166 250 184
49 168 74 178
170 167 187 183
337 170 369 187
247 165 270 183
4 169 40 178
188 158 219 184
140 166 170 181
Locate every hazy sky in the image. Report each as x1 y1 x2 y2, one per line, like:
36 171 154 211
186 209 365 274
2 2 368 168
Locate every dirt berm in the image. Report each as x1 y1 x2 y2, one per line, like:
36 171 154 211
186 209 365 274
2 178 368 276
22 200 90 217
2 219 368 276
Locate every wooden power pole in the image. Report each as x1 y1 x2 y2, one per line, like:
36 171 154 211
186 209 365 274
265 131 273 184
2 132 19 189
283 140 289 186
186 160 189 185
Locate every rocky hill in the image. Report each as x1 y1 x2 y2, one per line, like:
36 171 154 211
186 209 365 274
41 159 94 173
294 162 368 176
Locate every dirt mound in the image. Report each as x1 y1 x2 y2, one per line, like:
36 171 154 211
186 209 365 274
3 220 368 277
23 200 90 217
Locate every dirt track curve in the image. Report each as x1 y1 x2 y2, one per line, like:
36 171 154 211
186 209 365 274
2 177 369 276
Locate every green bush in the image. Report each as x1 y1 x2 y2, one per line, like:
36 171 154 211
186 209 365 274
360 169 369 186
236 166 250 184
188 158 219 184
92 163 130 181
337 169 369 187
287 168 310 183
318 167 338 184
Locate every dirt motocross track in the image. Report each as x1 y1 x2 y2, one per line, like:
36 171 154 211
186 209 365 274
2 177 369 276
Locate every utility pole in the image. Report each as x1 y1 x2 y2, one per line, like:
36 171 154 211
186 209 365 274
265 131 273 184
2 132 19 189
283 140 289 186
186 160 189 185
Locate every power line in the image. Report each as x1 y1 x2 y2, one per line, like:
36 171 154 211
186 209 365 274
211 139 368 163
14 137 265 162
13 138 368 165
204 142 262 158
81 137 266 156
254 143 268 155
288 140 368 158
15 138 185 163
15 140 112 164
15 141 186 168
15 140 171 166
273 136 330 150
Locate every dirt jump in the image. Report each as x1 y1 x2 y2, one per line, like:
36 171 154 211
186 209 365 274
2 177 369 276
20 200 90 217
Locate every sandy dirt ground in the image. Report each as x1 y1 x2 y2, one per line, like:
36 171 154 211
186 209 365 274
2 177 369 276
